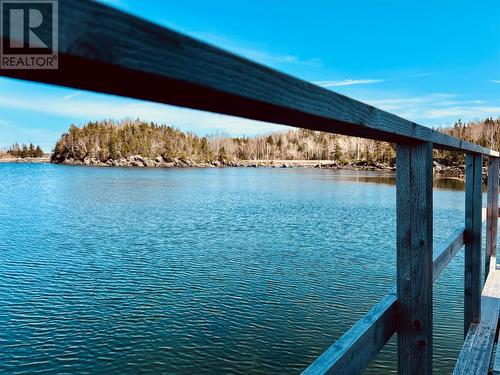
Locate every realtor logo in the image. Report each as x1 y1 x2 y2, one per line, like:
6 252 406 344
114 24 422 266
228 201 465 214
1 0 58 69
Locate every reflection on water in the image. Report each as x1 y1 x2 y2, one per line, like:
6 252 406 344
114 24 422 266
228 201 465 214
434 177 466 191
335 171 466 191
0 164 483 374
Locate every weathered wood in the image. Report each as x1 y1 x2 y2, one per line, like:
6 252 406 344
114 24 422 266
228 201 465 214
0 0 497 156
302 229 466 375
396 142 434 375
493 292 500 374
301 290 397 375
485 158 499 279
433 228 465 282
453 264 500 375
464 154 483 336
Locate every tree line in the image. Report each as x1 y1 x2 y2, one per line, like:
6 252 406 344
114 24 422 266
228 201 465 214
51 117 500 165
434 117 500 164
6 143 44 158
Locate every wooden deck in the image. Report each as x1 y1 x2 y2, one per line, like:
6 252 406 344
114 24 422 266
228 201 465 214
453 260 500 374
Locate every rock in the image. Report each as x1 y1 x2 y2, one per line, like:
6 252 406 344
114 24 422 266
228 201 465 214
67 159 82 165
175 159 188 167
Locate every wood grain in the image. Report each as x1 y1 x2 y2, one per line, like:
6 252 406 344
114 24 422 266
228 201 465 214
453 264 500 375
433 228 465 282
464 154 483 336
396 142 433 375
485 158 499 279
301 291 397 375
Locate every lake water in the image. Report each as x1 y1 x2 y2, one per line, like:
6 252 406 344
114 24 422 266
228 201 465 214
0 163 482 374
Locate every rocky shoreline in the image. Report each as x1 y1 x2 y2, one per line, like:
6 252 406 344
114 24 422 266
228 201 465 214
54 155 397 170
52 155 472 177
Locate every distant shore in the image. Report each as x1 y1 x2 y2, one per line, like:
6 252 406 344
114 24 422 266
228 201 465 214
54 155 395 170
50 155 466 178
0 156 51 163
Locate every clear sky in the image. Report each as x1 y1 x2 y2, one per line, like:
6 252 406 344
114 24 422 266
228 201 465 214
0 0 499 151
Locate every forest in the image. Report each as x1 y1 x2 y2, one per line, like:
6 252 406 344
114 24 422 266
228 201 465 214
50 117 500 165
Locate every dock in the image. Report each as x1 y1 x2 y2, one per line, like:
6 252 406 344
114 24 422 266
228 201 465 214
453 260 500 374
1 1 499 373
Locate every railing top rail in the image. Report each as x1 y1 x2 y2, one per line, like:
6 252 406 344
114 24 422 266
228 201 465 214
0 0 498 157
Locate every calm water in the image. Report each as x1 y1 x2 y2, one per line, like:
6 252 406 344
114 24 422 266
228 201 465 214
0 163 480 374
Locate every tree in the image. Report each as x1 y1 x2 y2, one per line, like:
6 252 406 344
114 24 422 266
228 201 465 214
20 144 28 158
49 117 500 166
28 143 35 157
218 146 227 162
333 142 342 161
35 145 44 157
8 143 20 157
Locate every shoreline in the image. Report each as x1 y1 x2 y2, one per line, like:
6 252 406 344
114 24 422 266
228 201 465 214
47 155 467 178
2 156 469 180
54 156 395 170
0 156 50 163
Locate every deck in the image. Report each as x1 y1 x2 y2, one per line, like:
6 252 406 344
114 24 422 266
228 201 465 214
453 260 500 374
1 1 500 373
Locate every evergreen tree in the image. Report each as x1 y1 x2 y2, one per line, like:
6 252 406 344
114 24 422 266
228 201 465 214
28 143 35 157
218 146 227 162
20 144 28 158
35 145 44 157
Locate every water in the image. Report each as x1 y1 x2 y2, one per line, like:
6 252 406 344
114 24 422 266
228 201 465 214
0 163 478 374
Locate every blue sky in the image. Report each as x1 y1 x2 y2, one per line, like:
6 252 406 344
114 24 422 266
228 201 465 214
1 0 499 151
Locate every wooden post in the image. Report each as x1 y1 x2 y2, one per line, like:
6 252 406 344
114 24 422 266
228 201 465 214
485 157 499 279
464 153 483 337
396 142 433 375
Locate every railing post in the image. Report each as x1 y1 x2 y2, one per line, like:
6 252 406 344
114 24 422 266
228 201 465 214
464 153 482 337
485 157 499 279
396 142 433 375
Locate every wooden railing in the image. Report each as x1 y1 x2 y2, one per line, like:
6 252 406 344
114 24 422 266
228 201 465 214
1 1 499 373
